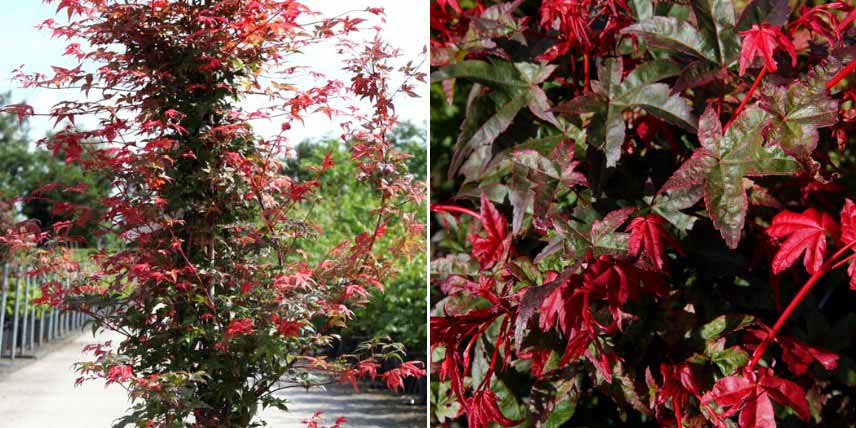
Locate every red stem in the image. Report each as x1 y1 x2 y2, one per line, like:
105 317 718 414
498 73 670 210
431 204 480 219
724 67 767 131
831 252 856 270
837 9 856 34
748 266 825 369
748 240 856 370
826 57 856 91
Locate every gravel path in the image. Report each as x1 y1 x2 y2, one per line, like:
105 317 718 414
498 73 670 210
0 331 425 427
0 331 129 428
260 384 425 427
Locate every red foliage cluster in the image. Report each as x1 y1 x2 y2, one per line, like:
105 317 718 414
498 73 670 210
430 1 856 428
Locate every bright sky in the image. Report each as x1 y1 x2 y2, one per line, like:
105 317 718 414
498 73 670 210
0 0 428 144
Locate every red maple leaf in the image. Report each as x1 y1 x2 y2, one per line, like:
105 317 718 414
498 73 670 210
840 198 856 245
587 256 667 327
469 194 511 270
745 328 838 376
738 24 797 76
789 2 851 49
836 200 856 288
465 389 519 428
704 368 808 428
646 363 700 427
321 151 334 171
626 214 684 270
765 208 839 274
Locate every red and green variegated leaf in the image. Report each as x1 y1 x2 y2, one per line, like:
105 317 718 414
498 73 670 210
759 61 839 174
556 58 696 167
663 105 798 249
704 161 749 249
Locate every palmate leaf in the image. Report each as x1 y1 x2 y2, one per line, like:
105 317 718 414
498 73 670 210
651 185 704 233
691 0 742 66
735 0 790 32
552 206 635 259
507 141 587 235
622 16 720 63
760 59 841 174
555 58 696 167
622 0 742 90
431 60 530 88
661 106 799 249
432 60 562 177
673 60 721 94
765 208 839 275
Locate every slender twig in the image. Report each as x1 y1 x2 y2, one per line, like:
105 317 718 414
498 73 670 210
826 57 856 91
724 68 767 131
748 239 856 369
431 204 479 219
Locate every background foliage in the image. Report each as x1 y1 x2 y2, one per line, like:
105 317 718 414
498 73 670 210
287 122 427 354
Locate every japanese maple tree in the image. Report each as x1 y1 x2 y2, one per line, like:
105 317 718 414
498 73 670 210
430 1 855 428
1 1 425 427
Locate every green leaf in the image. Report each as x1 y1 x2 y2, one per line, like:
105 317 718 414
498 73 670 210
690 0 741 65
615 83 697 131
622 16 719 63
631 0 654 20
438 60 565 177
492 374 531 427
624 1 741 68
450 87 531 176
514 62 558 85
468 91 531 161
555 206 633 259
531 375 579 428
712 346 750 375
431 381 462 422
619 59 682 90
700 314 756 340
509 161 534 236
652 186 704 233
431 60 528 88
544 380 578 428
704 161 748 250
587 106 627 169
673 60 721 93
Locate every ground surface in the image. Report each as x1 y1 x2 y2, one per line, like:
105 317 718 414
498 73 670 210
0 331 425 427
